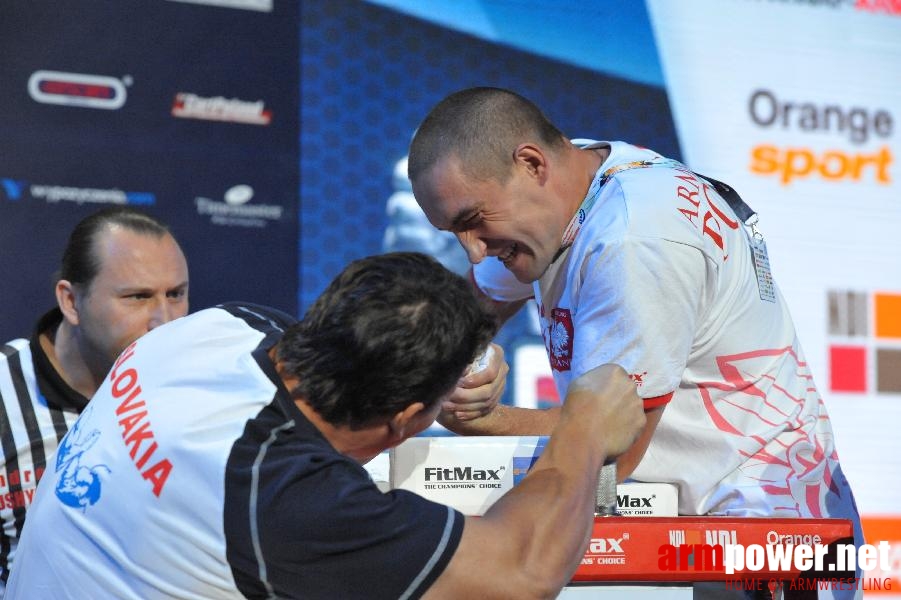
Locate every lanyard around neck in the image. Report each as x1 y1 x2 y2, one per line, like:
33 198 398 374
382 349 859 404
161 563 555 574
555 157 758 260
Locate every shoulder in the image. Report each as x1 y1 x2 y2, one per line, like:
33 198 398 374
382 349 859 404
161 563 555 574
214 302 297 332
1 338 31 362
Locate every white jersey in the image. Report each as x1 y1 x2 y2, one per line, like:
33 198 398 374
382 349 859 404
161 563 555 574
7 304 462 599
474 142 861 528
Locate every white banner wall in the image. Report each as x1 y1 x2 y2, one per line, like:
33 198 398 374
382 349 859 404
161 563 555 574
647 0 901 591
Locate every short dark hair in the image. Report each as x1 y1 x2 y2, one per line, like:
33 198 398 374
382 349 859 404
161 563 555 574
59 206 174 287
278 252 497 429
408 87 568 184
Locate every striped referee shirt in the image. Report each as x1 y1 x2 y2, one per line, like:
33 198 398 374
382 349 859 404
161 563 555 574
0 309 87 591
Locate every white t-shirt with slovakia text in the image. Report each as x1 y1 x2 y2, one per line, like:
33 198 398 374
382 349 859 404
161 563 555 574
474 142 861 530
6 303 462 600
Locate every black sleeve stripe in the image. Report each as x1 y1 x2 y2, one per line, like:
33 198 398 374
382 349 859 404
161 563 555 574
49 405 69 444
7 351 46 509
397 506 458 600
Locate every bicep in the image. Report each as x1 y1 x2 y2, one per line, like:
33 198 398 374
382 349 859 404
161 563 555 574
572 238 709 400
425 516 529 599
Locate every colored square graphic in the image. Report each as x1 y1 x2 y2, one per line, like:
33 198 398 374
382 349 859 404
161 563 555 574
827 290 868 337
829 346 867 393
876 348 901 393
874 293 901 338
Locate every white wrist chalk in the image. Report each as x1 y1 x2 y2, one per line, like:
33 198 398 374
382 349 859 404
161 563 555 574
468 345 494 375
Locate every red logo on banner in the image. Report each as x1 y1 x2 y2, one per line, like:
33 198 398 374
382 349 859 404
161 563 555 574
547 308 573 372
28 70 127 110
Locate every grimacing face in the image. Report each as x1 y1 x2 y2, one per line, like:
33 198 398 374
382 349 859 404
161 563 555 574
412 153 568 283
72 227 189 377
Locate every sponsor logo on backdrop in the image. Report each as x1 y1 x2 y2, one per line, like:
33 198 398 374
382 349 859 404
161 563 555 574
747 89 894 185
1 179 26 201
1 177 154 205
195 184 283 228
172 93 271 125
741 0 901 16
28 70 129 110
165 0 272 12
827 289 901 393
854 0 901 15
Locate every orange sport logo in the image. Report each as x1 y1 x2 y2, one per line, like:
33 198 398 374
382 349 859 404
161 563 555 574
746 89 894 185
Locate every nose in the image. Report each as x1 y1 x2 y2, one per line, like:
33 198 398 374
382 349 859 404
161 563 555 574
147 297 174 331
456 231 487 264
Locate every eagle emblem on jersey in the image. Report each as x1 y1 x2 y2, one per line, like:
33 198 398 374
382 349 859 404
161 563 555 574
55 408 110 511
547 308 573 371
699 347 840 518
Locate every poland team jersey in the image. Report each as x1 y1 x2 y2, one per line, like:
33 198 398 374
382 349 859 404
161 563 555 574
474 142 861 527
7 303 463 599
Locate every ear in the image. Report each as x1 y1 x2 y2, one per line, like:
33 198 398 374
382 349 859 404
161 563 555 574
56 280 81 326
513 143 549 182
387 402 429 443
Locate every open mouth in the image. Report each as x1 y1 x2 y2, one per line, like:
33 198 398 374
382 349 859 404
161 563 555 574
498 242 518 265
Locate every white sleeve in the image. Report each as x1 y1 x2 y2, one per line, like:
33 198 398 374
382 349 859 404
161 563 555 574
571 235 710 399
471 258 534 302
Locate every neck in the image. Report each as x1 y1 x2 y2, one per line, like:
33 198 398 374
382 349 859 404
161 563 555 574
271 349 391 464
554 145 611 257
43 320 102 399
296 400 388 464
585 145 610 187
565 144 609 216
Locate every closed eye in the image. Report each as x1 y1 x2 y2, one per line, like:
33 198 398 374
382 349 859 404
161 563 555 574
453 212 481 232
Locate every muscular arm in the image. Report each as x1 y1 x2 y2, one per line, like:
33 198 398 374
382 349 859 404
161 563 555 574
424 364 645 600
441 399 665 481
451 270 669 479
469 266 529 326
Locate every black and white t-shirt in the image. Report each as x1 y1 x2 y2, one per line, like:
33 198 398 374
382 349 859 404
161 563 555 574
0 309 87 592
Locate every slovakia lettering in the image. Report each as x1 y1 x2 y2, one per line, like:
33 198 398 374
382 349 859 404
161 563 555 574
108 342 172 497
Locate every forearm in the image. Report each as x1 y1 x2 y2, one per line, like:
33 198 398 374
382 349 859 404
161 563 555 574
427 406 604 599
439 403 561 436
425 365 644 599
613 405 665 480
481 395 609 590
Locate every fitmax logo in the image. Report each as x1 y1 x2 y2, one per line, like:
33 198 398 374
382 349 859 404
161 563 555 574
424 467 502 482
617 494 653 508
588 536 627 554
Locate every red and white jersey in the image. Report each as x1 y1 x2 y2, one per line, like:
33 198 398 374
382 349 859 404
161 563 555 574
474 142 860 526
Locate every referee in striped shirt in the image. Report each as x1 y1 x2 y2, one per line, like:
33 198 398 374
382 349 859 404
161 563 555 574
0 206 189 592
